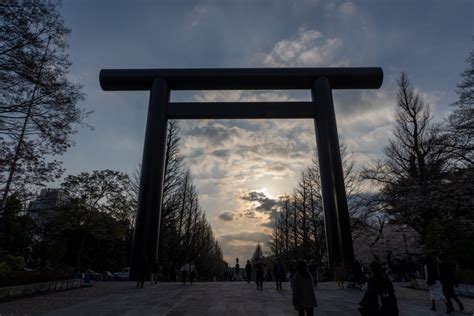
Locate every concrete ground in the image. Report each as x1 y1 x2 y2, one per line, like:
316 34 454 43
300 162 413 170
0 281 473 315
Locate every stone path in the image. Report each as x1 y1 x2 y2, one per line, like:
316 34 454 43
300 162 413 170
0 281 473 315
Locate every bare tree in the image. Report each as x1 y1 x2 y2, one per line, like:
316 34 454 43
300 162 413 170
128 120 225 279
446 49 474 167
269 143 361 266
362 72 450 233
0 1 87 210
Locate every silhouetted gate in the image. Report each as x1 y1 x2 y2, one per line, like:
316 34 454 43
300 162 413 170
100 67 383 279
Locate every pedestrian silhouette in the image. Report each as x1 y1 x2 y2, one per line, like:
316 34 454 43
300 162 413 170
256 260 264 290
189 261 196 284
424 256 452 313
292 260 317 316
439 255 464 312
308 259 318 287
136 255 149 289
235 258 241 281
245 259 252 283
180 262 189 285
150 258 159 285
333 261 345 288
358 261 399 315
273 259 286 290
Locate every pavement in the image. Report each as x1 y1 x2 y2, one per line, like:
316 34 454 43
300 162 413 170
0 281 473 315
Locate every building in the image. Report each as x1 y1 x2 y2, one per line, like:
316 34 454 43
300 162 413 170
28 188 70 225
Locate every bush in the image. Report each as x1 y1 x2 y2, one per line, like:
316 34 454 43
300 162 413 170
0 255 25 275
0 270 72 287
457 268 474 285
0 258 71 287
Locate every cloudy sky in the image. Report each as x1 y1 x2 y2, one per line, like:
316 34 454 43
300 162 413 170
59 0 473 263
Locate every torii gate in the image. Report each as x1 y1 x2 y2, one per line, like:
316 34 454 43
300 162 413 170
99 67 383 279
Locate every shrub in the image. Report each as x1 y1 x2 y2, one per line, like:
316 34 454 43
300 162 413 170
0 255 25 275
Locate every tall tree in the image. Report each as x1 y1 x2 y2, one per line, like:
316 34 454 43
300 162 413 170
446 49 474 166
362 73 450 234
0 195 34 257
0 0 87 210
269 144 363 266
129 121 225 280
252 242 263 263
60 170 134 269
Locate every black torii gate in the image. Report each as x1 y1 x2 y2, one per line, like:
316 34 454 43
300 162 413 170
99 67 383 278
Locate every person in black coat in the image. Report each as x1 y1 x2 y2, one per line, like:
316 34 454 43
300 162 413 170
439 255 464 312
136 255 149 289
273 260 286 290
308 260 318 287
292 260 317 316
255 260 264 290
359 261 399 316
245 260 252 283
150 258 159 285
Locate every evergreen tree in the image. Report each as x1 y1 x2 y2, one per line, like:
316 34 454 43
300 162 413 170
252 242 263 263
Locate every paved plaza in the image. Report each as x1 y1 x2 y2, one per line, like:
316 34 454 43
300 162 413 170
1 281 473 315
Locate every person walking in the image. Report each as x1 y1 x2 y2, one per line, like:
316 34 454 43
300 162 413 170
353 260 363 290
150 258 159 285
425 256 453 313
189 261 196 284
439 255 464 312
245 260 252 283
273 260 286 290
170 262 177 282
333 261 345 289
235 258 241 281
290 259 297 282
136 255 149 289
358 261 399 315
256 260 264 290
180 262 189 285
308 260 318 287
292 260 317 316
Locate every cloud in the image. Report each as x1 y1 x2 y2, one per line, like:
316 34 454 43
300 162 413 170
260 208 281 229
194 90 294 102
220 231 270 243
218 211 234 221
260 28 346 67
241 209 257 219
240 190 281 213
188 5 209 27
176 25 408 262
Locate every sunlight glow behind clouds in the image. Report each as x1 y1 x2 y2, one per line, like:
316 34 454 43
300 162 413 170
59 0 471 263
181 27 395 262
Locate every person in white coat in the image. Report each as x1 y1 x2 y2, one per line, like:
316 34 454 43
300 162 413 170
180 262 190 285
189 261 196 284
424 256 453 313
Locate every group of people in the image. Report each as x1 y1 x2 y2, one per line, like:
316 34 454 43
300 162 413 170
134 254 466 315
233 258 318 291
239 255 465 315
135 258 197 287
424 255 464 313
358 255 465 315
136 256 159 288
180 261 197 285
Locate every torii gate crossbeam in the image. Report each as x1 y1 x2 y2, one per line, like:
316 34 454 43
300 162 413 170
99 67 383 279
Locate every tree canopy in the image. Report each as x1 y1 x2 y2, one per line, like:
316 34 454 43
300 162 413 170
0 0 87 207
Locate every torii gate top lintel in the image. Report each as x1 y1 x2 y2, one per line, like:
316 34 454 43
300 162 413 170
100 67 383 91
